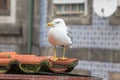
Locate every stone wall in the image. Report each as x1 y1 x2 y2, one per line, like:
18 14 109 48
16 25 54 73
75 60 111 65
0 0 40 55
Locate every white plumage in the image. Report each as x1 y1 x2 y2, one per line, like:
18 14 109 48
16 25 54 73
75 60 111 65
47 18 72 61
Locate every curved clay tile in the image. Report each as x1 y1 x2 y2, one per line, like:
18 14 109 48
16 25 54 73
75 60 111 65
19 63 40 73
0 53 11 58
0 59 12 66
37 56 49 60
1 52 17 55
50 58 78 65
17 58 40 64
0 59 12 73
0 52 78 73
48 58 78 73
49 67 68 73
0 52 17 58
12 56 49 73
11 54 36 58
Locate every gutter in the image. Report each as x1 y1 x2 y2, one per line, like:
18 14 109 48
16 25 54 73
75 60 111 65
27 0 34 53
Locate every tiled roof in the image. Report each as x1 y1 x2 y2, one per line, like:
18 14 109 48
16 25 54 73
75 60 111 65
0 52 78 74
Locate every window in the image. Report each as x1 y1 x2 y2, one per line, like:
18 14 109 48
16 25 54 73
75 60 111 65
48 0 92 25
0 0 16 23
0 0 10 15
55 4 84 15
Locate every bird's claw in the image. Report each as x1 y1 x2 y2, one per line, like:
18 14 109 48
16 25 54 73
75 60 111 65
50 56 59 61
59 57 67 61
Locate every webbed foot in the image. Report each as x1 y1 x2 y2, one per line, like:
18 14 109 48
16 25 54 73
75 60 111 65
59 57 68 61
50 56 59 61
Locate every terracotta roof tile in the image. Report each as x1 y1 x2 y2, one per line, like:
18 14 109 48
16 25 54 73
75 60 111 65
0 52 78 73
0 59 12 66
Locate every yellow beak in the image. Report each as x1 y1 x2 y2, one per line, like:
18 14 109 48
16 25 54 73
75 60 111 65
47 22 53 27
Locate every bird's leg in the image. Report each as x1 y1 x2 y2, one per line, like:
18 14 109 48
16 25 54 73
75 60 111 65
54 46 56 57
50 46 58 61
60 46 67 60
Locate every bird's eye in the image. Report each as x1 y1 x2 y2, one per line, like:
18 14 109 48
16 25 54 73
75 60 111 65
56 22 60 24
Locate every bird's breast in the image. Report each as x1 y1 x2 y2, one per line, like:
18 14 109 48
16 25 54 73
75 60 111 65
48 28 72 46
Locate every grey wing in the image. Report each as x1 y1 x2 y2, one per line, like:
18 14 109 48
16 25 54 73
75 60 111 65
58 27 72 48
66 27 72 42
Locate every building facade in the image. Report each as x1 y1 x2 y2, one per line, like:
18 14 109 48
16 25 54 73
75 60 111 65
39 0 120 80
0 0 40 54
0 0 120 80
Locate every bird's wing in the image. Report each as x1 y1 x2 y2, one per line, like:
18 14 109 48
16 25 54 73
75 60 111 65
66 27 72 42
58 27 72 48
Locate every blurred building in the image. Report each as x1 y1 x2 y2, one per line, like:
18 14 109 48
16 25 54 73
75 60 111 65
0 0 40 54
39 0 120 80
0 0 120 80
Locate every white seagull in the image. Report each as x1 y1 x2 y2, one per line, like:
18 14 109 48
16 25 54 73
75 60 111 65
47 18 72 61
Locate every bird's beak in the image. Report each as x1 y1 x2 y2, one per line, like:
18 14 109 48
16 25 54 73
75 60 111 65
47 22 53 27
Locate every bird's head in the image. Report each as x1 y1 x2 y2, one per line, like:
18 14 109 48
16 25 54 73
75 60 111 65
48 18 66 28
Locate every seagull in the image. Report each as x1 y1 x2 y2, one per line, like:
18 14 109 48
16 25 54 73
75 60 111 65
47 18 72 61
